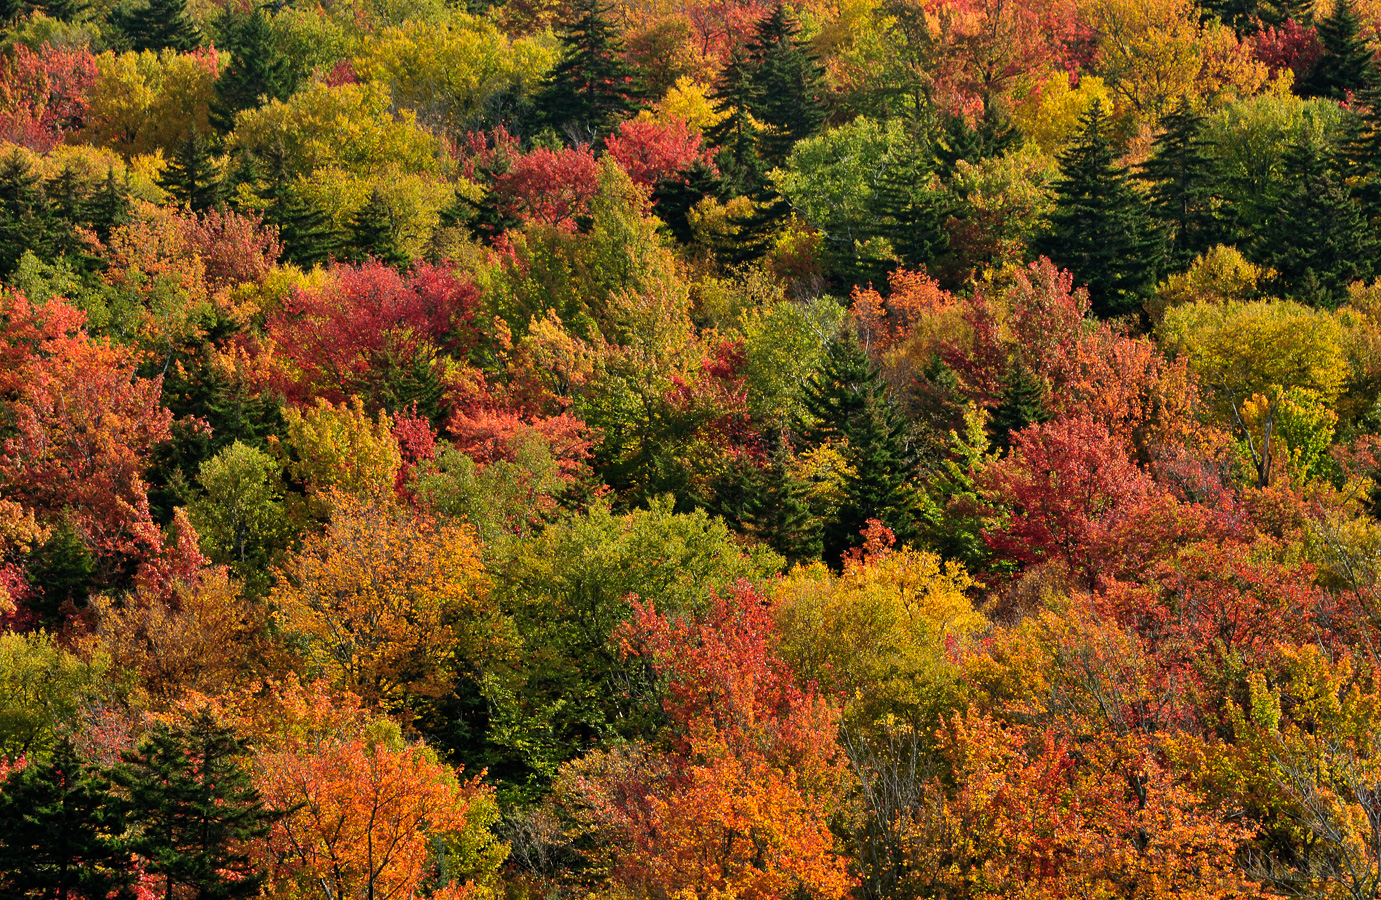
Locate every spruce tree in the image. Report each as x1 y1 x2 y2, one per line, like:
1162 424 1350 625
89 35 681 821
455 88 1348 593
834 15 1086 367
343 188 410 267
534 0 641 143
875 137 948 273
706 44 768 200
259 147 339 267
1254 138 1370 307
159 130 222 213
1299 0 1377 100
210 8 295 134
0 741 134 900
741 430 824 565
85 168 133 243
1035 101 1162 318
115 713 278 900
989 359 1050 450
112 0 202 53
0 150 56 277
45 165 90 261
800 330 925 564
1138 101 1221 270
745 3 827 168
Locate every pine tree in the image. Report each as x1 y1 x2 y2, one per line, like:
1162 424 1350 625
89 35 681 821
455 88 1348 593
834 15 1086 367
0 741 134 900
115 713 278 900
800 330 925 564
1138 101 1221 270
45 165 90 261
1035 101 1162 319
0 150 56 276
210 7 295 134
1299 0 1377 100
935 105 1018 179
745 3 826 168
534 0 641 144
343 188 410 267
112 0 202 53
159 130 222 213
1254 138 1370 307
875 137 948 272
989 359 1050 450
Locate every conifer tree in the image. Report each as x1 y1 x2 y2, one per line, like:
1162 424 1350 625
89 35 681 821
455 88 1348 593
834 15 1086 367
1035 101 1161 318
0 150 55 276
742 430 824 565
989 360 1050 450
707 45 768 200
1255 138 1370 307
534 0 641 143
343 188 410 267
159 130 222 213
746 4 827 168
45 166 90 261
1299 0 1377 100
800 330 925 563
86 168 133 243
210 8 295 134
112 0 202 53
259 148 339 267
1138 101 1221 269
0 741 134 900
115 713 277 900
875 139 948 272
935 106 1017 179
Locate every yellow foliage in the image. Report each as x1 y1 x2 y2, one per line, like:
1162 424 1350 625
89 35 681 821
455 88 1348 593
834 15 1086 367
653 76 726 133
229 81 440 179
281 398 403 502
1014 71 1112 154
271 492 491 711
1152 244 1272 321
84 48 222 157
775 543 982 733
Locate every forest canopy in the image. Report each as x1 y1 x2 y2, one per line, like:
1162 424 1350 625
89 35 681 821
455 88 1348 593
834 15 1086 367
6 0 1381 896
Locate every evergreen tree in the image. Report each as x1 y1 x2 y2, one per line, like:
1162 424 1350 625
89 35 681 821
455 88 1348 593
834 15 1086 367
875 138 948 273
343 188 410 267
0 150 56 277
935 105 1018 179
707 44 768 200
742 430 824 565
989 360 1050 450
210 7 295 134
85 168 133 243
1299 0 1377 100
159 130 222 213
534 0 641 144
800 330 925 564
258 147 339 267
45 165 91 261
1254 138 1370 307
0 741 134 900
1138 101 1221 270
115 713 278 900
1035 101 1162 318
111 0 202 53
745 3 827 168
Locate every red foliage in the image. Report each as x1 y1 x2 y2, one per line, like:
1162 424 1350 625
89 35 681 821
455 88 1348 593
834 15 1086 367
0 43 98 150
1248 19 1321 80
850 267 956 355
323 58 358 87
605 116 714 187
493 146 601 228
0 297 173 579
268 260 480 406
982 417 1157 581
187 208 282 292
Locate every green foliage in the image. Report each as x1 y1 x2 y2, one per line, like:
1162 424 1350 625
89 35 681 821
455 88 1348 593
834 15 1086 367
481 498 783 789
1299 0 1377 101
1139 102 1222 270
210 7 296 134
114 712 278 900
343 187 410 267
158 129 222 213
800 330 927 563
187 442 293 598
110 0 201 52
0 632 107 763
534 0 641 143
1036 101 1162 318
0 741 134 900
